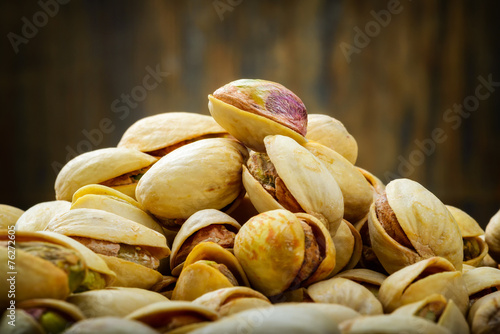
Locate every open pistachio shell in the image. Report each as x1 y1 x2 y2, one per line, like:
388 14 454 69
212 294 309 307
392 294 469 334
118 112 228 154
334 269 387 297
126 300 218 333
172 242 250 301
307 277 383 315
0 204 24 229
278 303 361 325
71 192 164 235
208 79 308 153
330 219 362 276
67 287 168 318
378 257 469 314
100 255 163 289
234 210 335 297
243 135 344 236
368 178 463 274
15 200 71 232
463 267 500 306
192 287 271 317
0 309 46 334
136 138 247 222
447 205 484 237
485 209 500 262
18 299 85 330
339 314 452 334
357 167 386 200
304 141 373 223
63 317 159 334
72 184 144 209
170 209 241 276
191 304 341 334
55 147 157 201
306 114 358 165
467 290 500 334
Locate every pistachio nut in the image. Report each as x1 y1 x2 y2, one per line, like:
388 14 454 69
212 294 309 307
170 209 241 276
463 266 500 308
306 114 358 164
118 111 228 157
485 209 500 263
135 138 247 230
67 287 168 318
125 300 218 333
172 242 250 301
208 79 308 152
234 209 336 297
304 141 373 223
45 208 170 289
243 135 344 236
0 204 24 229
192 286 271 317
15 200 71 232
307 277 383 315
378 257 469 314
55 147 157 201
467 290 500 334
367 178 463 274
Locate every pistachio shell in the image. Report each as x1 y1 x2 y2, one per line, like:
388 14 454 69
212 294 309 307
118 112 227 153
0 204 24 229
125 301 218 331
307 277 383 315
67 287 168 318
136 138 246 220
234 210 335 297
339 314 452 334
18 299 85 322
463 267 500 300
192 287 270 317
446 205 484 237
55 147 157 201
392 294 469 334
15 201 71 232
305 141 373 223
378 257 469 314
306 114 358 164
368 179 463 274
100 254 163 289
334 268 387 287
0 309 45 334
278 303 361 325
467 290 500 334
170 209 240 276
357 167 386 199
72 184 143 210
330 220 362 276
485 209 500 262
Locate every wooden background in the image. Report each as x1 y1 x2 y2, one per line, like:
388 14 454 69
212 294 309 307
1 0 499 227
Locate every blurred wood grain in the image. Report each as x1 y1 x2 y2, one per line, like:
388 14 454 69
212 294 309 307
1 0 499 226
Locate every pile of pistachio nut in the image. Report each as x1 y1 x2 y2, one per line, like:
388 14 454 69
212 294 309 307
1 79 500 333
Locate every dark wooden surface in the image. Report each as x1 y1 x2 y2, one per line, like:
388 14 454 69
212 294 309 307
1 0 499 227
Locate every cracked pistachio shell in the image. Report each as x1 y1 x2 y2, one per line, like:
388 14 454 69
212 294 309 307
118 112 227 153
208 79 308 153
334 269 387 297
234 210 335 297
357 167 386 204
305 141 373 223
126 301 218 331
18 298 85 322
170 209 241 276
339 314 452 334
192 286 271 317
243 135 344 236
71 188 164 236
0 204 24 229
330 220 362 276
463 267 500 302
172 242 250 301
63 317 159 334
0 309 44 334
467 290 500 334
485 209 500 262
15 200 71 232
368 178 463 274
136 138 247 221
392 294 469 334
307 277 383 315
67 287 168 318
306 114 358 164
55 147 157 201
378 257 469 314
191 304 341 334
